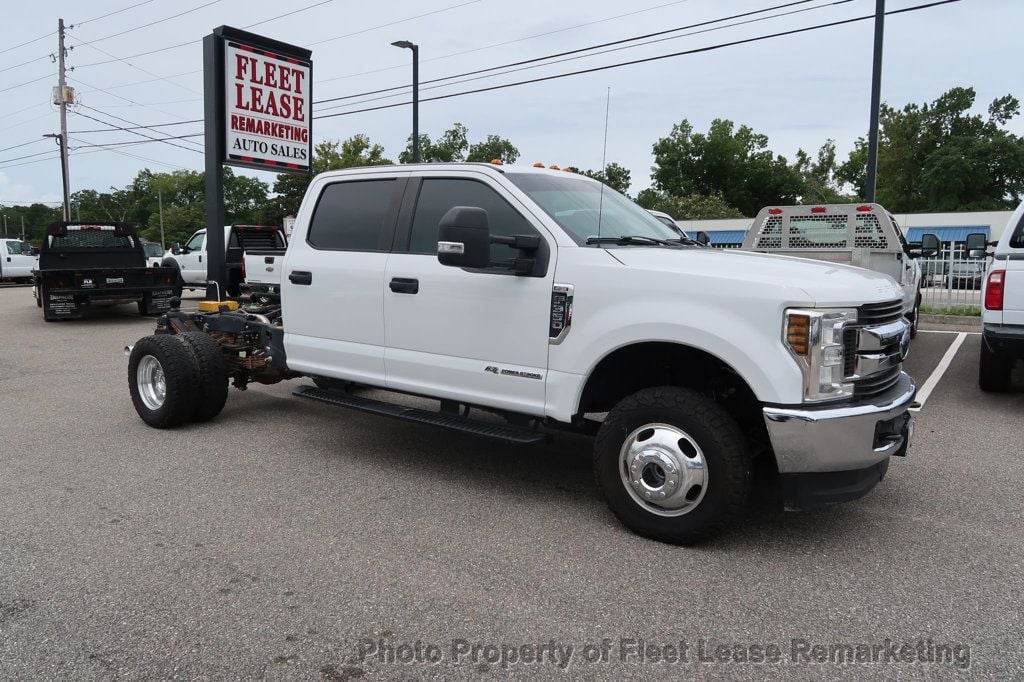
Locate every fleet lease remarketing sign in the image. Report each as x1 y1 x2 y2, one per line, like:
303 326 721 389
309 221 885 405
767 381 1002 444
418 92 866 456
225 40 310 171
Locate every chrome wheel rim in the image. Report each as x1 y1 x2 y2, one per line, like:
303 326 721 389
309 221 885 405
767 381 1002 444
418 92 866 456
619 423 708 517
137 355 166 411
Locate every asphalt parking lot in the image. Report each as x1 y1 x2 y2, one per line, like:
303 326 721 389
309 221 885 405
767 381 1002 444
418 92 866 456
1 288 1021 679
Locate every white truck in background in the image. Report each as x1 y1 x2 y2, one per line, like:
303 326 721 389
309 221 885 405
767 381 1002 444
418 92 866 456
162 224 287 297
0 239 35 282
978 200 1024 391
126 164 917 545
741 204 936 337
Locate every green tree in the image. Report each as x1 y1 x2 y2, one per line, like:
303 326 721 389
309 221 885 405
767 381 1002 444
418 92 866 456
792 140 853 204
270 135 391 220
581 162 632 195
466 134 520 164
837 87 1024 211
650 118 804 216
0 203 62 243
400 123 469 163
635 189 744 220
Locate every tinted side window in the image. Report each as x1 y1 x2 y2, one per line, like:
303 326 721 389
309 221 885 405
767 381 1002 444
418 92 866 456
308 179 399 251
409 178 537 259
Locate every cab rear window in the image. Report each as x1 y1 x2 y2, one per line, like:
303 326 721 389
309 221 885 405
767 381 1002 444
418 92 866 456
1010 210 1024 248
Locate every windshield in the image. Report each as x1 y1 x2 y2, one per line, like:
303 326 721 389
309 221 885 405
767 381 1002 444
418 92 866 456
506 172 681 245
143 243 164 257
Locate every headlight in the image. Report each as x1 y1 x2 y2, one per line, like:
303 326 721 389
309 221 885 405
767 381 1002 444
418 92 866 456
784 308 857 402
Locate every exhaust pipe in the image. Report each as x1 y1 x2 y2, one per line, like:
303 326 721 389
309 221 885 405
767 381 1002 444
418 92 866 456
123 345 134 357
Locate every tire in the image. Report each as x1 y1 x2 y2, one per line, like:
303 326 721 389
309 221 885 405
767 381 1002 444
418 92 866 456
176 331 229 422
34 284 42 308
978 341 1012 393
593 386 751 545
128 335 201 428
909 296 921 339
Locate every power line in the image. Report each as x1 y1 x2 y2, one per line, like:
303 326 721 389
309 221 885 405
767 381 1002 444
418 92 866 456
313 0 831 109
68 137 193 170
71 119 202 133
243 0 336 29
74 0 159 26
0 148 58 165
0 138 48 154
314 0 698 86
312 0 962 121
67 36 201 95
70 0 224 47
71 107 204 154
309 0 481 46
71 133 202 148
69 77 205 140
0 72 51 95
0 31 54 57
0 52 49 75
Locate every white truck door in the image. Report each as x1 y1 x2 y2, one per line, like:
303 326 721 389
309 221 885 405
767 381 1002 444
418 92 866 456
178 230 206 284
282 174 408 386
3 240 34 278
383 174 554 416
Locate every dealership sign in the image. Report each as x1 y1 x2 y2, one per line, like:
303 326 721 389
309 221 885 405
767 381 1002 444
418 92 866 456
209 27 313 175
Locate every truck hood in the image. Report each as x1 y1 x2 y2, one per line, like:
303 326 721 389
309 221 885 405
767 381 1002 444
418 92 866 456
605 247 904 307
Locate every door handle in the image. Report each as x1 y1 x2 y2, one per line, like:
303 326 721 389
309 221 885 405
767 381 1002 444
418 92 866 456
289 271 313 285
198 255 202 263
389 277 419 294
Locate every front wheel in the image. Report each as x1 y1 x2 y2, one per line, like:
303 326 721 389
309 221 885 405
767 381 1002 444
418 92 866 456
593 386 751 545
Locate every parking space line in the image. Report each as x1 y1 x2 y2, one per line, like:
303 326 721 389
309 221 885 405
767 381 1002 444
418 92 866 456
910 332 968 412
918 329 980 335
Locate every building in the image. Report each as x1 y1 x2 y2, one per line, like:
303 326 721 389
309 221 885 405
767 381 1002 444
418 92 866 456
683 209 1015 250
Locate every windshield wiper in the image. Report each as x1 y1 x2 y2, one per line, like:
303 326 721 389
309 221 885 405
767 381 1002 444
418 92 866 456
585 235 681 247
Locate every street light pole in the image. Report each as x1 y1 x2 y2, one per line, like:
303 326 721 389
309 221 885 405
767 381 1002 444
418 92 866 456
865 0 885 202
391 40 420 163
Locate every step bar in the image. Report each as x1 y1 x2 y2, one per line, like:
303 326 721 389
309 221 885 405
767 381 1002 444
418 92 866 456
293 385 549 445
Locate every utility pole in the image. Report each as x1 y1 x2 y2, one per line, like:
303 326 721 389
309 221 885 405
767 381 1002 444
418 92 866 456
54 18 73 221
2 215 7 237
391 41 419 162
864 0 885 202
21 216 25 240
158 190 166 249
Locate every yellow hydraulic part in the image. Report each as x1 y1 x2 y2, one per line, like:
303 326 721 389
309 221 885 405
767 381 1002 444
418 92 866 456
197 300 239 312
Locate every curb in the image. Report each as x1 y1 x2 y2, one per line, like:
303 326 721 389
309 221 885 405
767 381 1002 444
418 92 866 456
920 313 981 329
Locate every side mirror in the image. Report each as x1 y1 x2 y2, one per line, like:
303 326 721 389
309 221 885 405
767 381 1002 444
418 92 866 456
965 232 988 259
171 242 181 255
695 231 710 246
919 233 940 258
437 207 492 269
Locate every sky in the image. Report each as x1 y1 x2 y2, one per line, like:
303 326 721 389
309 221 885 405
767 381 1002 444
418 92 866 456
0 0 1021 209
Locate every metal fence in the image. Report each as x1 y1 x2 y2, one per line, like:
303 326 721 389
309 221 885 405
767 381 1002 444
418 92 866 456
918 251 989 310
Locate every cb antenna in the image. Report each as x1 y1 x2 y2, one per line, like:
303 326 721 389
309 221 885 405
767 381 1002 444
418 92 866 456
597 86 610 240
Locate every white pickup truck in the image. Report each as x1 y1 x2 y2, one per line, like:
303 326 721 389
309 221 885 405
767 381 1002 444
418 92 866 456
126 164 916 544
162 224 287 297
979 200 1024 391
741 204 934 337
0 239 35 282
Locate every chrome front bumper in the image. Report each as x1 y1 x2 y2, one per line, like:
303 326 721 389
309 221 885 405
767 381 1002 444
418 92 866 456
763 373 916 474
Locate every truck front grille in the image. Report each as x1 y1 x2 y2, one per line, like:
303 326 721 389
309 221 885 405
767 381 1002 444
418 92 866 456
844 300 907 398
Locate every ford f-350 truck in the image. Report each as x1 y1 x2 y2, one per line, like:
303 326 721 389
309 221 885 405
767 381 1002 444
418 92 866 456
125 164 915 544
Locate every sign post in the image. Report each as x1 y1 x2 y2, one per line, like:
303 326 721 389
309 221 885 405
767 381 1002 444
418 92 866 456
202 26 312 301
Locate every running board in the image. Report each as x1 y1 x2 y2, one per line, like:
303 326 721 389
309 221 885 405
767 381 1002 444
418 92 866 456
293 385 549 445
